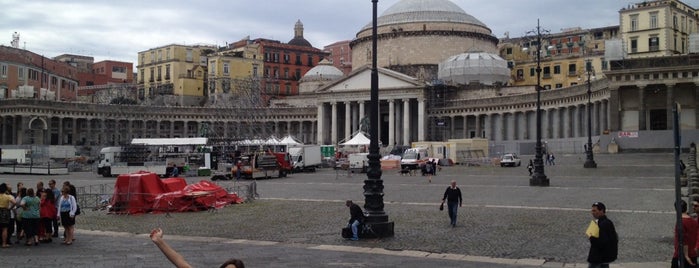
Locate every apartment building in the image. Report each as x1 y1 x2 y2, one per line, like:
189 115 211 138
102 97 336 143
0 46 79 101
620 0 699 57
207 50 263 95
137 44 215 99
323 40 352 75
499 26 619 88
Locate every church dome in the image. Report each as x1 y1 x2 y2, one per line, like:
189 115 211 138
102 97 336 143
288 19 313 47
438 52 510 86
360 0 488 32
300 60 344 82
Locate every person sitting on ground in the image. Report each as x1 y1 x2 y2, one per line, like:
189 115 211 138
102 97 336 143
345 200 365 241
150 228 245 268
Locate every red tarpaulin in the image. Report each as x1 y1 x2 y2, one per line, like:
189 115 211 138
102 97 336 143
109 171 243 214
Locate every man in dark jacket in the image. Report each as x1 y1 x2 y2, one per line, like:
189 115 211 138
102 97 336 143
441 180 463 227
588 202 618 268
345 200 364 241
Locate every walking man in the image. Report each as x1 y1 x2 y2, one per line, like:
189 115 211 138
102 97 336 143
345 200 364 241
587 202 618 268
441 180 462 227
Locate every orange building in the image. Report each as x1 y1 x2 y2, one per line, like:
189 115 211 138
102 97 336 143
323 40 352 75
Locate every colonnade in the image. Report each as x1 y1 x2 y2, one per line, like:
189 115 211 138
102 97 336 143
316 97 426 146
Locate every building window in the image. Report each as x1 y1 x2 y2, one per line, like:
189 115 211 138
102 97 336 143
284 54 290 64
307 55 313 66
150 51 155 63
274 53 279 63
273 67 279 78
157 50 162 61
295 69 301 80
140 53 145 65
223 62 229 75
649 12 658 29
149 68 154 82
140 69 144 83
112 66 126 73
649 36 659 52
296 54 302 65
630 38 638 53
673 14 678 29
543 66 551 78
630 14 638 31
568 64 576 76
284 68 289 79
0 64 6 78
529 67 535 77
166 48 170 60
18 67 24 80
210 60 216 74
165 64 171 80
555 83 563 88
285 85 291 95
516 69 524 80
264 68 269 78
506 47 512 55
252 66 258 78
157 66 162 81
601 58 608 70
553 65 561 74
186 49 193 62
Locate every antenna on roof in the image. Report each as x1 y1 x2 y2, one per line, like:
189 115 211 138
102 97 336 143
11 32 20 48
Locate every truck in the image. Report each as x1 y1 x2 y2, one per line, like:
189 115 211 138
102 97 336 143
231 152 287 179
348 152 369 173
97 146 170 177
97 137 212 177
400 147 429 170
288 145 322 172
1 148 31 164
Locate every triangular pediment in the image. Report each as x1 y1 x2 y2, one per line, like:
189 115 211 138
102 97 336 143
316 66 424 93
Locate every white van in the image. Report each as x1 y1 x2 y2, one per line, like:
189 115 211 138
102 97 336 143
400 148 429 170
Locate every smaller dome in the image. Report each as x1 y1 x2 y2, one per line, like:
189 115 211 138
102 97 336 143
288 37 312 47
438 52 510 86
300 60 344 82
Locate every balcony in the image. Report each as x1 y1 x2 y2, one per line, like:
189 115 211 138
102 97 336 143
543 74 551 79
649 45 659 52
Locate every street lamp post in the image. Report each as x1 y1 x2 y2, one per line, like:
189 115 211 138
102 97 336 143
362 0 394 238
584 60 598 168
528 19 550 187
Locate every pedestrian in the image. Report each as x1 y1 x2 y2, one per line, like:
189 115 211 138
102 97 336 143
587 202 618 268
440 180 462 227
549 153 556 165
431 159 438 176
48 180 61 237
672 200 698 268
345 200 364 241
527 159 533 176
57 185 77 245
150 228 245 268
20 188 41 246
0 183 17 248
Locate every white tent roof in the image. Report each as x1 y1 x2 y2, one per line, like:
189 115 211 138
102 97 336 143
280 135 302 145
340 132 371 145
131 137 207 146
265 137 281 145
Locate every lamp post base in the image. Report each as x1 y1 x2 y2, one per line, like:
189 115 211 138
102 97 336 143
584 159 597 168
529 174 550 186
359 216 394 238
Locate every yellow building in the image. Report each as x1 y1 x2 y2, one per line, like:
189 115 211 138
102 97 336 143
207 50 263 95
499 26 619 88
620 0 699 58
137 44 216 98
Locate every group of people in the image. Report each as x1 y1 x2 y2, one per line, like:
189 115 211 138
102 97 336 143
0 179 78 248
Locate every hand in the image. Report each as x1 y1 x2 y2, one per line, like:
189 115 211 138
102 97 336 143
687 255 696 266
150 228 164 242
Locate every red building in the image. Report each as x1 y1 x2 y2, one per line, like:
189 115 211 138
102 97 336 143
232 20 328 103
79 60 134 86
0 46 79 101
323 40 352 75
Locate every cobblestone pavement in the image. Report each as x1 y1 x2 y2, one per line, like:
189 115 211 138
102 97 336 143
0 153 679 267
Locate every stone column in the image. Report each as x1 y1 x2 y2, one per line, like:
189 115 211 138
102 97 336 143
56 117 63 145
388 99 395 146
418 98 425 142
100 119 107 146
506 113 515 141
72 118 78 145
667 84 674 130
331 102 338 145
170 120 175 138
462 115 468 139
317 103 324 145
345 102 351 140
359 101 365 121
574 105 581 138
475 114 481 138
403 99 410 144
449 116 455 140
638 86 646 131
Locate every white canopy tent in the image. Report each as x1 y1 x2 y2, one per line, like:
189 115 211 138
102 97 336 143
280 135 302 145
339 132 371 146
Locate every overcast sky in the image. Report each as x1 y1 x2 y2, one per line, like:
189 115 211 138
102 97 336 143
2 0 697 68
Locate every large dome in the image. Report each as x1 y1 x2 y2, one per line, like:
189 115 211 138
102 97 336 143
300 60 344 82
438 52 510 86
360 0 488 31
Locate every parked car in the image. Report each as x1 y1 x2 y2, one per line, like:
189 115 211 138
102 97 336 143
500 153 521 167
